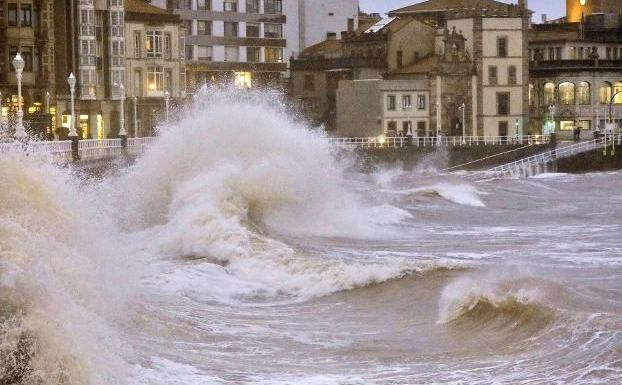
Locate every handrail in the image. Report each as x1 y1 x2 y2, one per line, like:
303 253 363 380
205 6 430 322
478 133 622 179
329 135 550 148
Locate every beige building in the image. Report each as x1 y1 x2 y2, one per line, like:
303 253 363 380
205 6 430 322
125 0 185 136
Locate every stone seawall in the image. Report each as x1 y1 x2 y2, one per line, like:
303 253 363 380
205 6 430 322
356 144 554 171
556 146 622 173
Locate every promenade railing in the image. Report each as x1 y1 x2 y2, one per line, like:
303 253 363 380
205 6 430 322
330 135 549 148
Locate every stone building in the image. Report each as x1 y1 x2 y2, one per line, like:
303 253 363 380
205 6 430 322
0 0 56 137
566 0 621 23
387 0 531 138
125 0 185 136
529 5 622 139
53 0 127 139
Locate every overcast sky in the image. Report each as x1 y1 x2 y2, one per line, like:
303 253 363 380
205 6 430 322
359 0 565 22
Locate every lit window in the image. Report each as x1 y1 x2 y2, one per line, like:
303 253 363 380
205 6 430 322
559 82 575 105
234 72 252 88
146 31 163 58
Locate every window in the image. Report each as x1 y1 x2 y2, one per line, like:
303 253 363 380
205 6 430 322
165 69 173 92
264 0 282 14
246 23 260 37
197 45 212 60
247 47 260 62
224 22 238 37
600 82 612 104
417 94 426 110
134 32 141 58
146 31 163 57
488 66 497 85
224 0 237 12
8 4 17 26
387 121 397 132
32 6 40 28
497 92 510 115
21 47 33 71
559 82 575 105
183 20 193 34
387 95 396 111
576 82 590 105
164 33 172 59
246 0 260 13
167 0 192 9
498 121 508 137
264 47 282 62
402 95 411 109
508 66 517 85
544 82 556 105
303 74 315 91
20 4 32 27
197 0 210 10
133 69 142 96
497 37 508 57
225 46 239 62
111 40 125 66
185 45 194 60
615 82 622 104
402 121 411 133
197 21 211 35
147 66 164 91
264 24 282 38
235 72 252 88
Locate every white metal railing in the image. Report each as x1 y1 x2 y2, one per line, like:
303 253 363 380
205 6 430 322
330 135 549 148
78 139 123 159
479 133 622 179
127 137 158 154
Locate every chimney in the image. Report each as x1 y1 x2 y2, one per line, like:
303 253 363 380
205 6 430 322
327 32 337 40
541 13 547 23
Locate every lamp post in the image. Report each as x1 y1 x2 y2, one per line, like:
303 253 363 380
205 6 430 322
133 96 138 138
119 84 126 137
164 90 170 122
45 91 50 113
458 102 466 140
0 91 3 124
67 73 77 137
515 118 520 143
12 53 26 140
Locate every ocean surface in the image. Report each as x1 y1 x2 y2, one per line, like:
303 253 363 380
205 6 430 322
1 89 621 385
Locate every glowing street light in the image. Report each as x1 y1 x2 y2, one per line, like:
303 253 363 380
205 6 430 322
119 84 127 137
67 73 77 137
12 53 26 140
458 102 466 139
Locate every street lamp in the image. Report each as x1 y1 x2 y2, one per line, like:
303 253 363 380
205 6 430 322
133 96 138 138
119 84 127 136
458 102 466 139
67 73 77 137
164 91 170 122
515 118 520 142
548 104 556 132
12 53 26 140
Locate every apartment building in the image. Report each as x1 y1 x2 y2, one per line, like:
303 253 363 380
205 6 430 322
53 0 127 139
0 0 56 137
125 0 185 136
158 0 358 91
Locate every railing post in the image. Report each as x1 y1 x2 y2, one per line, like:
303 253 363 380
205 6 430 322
71 136 79 161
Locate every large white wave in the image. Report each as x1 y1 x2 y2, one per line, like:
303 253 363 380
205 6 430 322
0 152 133 385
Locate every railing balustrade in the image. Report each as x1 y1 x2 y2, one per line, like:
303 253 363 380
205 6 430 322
329 135 550 148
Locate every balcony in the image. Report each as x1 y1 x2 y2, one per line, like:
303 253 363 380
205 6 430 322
530 59 622 72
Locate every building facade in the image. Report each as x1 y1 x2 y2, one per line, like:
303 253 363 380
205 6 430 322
0 0 56 138
53 0 127 139
161 0 358 92
125 0 185 136
529 6 622 139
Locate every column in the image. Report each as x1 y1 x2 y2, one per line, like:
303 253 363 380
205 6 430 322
471 74 477 137
89 111 98 139
436 75 442 135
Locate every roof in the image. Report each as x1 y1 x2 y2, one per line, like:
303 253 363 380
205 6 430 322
125 0 180 22
389 0 516 15
300 39 343 58
389 54 439 75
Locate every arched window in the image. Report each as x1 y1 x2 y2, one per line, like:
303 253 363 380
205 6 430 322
543 82 556 105
576 82 590 105
600 81 612 104
615 82 622 104
559 82 575 105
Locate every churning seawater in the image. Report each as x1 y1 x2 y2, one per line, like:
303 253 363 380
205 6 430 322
1 89 621 385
